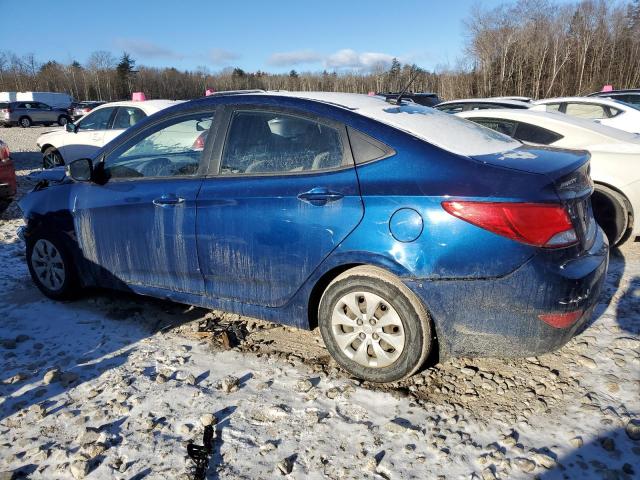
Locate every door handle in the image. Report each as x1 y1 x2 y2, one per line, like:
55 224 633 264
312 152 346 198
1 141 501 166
153 195 185 207
297 187 344 206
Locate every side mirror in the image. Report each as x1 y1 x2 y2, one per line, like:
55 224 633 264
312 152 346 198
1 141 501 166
66 122 77 133
67 158 93 182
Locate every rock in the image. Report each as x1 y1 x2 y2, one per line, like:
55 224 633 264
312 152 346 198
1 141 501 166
0 339 17 349
4 372 28 384
219 375 239 393
326 387 340 399
295 379 313 393
461 367 477 376
577 355 597 369
600 437 615 451
156 373 167 384
514 458 536 473
15 334 30 343
70 459 89 479
184 374 196 385
569 436 583 448
626 419 640 441
481 467 497 480
276 457 293 475
43 368 61 384
60 372 79 387
29 404 46 419
200 414 217 427
531 453 556 469
259 441 278 456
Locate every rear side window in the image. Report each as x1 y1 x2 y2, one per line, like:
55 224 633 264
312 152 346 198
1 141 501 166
112 107 147 129
472 118 518 136
565 103 606 119
514 122 563 145
221 111 344 175
544 103 562 113
437 104 464 113
347 127 394 164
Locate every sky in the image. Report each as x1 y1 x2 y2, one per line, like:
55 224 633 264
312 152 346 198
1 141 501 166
2 0 577 74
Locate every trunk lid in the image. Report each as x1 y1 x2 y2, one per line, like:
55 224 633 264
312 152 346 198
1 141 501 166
473 145 595 249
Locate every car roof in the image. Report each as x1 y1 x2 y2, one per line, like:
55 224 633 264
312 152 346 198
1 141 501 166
93 99 182 114
204 91 521 157
436 98 531 108
456 108 640 143
587 89 640 96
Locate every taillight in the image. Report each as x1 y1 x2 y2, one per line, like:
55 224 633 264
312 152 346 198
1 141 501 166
192 132 207 151
442 201 578 248
0 143 10 162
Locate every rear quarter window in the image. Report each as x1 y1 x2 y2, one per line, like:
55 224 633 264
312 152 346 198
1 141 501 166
347 127 394 164
514 122 563 145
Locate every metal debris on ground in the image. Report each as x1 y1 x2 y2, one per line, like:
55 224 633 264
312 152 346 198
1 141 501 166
187 424 214 480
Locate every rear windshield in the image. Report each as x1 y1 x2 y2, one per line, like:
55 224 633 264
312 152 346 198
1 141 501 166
364 103 521 156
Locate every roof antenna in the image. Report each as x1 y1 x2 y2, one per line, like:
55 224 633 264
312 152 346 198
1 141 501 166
387 67 421 105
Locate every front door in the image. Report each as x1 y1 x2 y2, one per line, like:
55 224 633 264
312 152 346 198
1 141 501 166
62 107 115 162
72 110 216 293
196 108 364 307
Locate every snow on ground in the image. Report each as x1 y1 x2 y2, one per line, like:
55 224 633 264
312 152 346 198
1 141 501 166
0 127 639 479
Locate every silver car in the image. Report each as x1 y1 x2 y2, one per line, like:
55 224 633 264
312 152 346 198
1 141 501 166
0 101 71 128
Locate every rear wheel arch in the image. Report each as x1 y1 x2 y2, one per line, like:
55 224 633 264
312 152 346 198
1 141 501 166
592 182 633 246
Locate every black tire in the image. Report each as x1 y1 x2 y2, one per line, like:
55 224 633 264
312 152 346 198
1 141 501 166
318 265 433 383
592 185 631 247
26 233 78 301
42 147 64 169
57 115 69 126
19 116 32 128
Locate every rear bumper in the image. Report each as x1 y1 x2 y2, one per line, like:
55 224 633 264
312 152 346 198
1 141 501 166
405 227 609 359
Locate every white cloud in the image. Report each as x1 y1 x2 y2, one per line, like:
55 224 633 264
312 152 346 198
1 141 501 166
114 39 185 60
268 48 400 71
267 50 324 66
209 49 240 65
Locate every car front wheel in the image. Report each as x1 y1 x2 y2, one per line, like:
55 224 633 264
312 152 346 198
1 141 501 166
319 266 433 383
57 115 69 126
27 234 77 300
42 147 64 169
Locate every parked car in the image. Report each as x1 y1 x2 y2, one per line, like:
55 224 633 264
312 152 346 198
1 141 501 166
377 92 442 107
0 101 71 128
435 98 531 113
532 97 640 133
37 100 179 168
18 91 608 383
458 108 640 246
586 88 640 108
0 139 17 213
0 91 72 109
71 101 106 120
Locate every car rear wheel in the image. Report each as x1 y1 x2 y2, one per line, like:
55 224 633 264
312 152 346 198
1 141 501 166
57 115 69 126
592 185 631 247
42 147 64 169
19 116 31 128
318 265 433 383
27 235 77 300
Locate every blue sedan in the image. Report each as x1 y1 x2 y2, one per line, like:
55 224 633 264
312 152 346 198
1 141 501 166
18 92 609 383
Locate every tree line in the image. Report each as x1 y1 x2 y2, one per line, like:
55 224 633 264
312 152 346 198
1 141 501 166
1 0 639 102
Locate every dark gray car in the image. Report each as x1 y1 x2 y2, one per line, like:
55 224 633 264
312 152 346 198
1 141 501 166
0 101 71 128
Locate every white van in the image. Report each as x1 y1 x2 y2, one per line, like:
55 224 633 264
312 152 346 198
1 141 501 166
0 92 72 109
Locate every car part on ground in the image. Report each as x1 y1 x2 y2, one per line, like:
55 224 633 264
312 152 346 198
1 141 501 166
18 91 609 382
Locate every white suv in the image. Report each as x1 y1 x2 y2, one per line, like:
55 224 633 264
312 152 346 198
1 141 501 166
37 100 179 168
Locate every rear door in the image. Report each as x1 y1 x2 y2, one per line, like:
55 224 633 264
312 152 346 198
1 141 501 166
196 106 364 306
72 109 216 293
107 106 147 143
